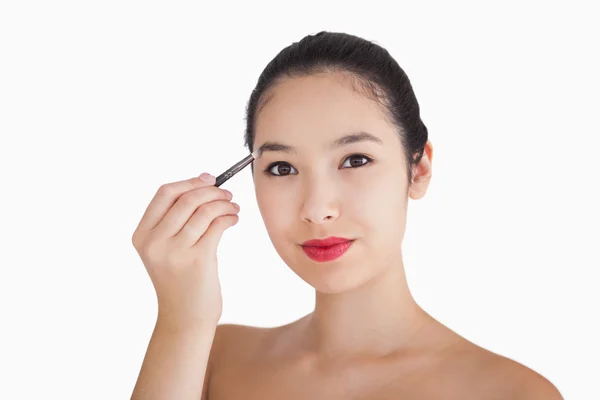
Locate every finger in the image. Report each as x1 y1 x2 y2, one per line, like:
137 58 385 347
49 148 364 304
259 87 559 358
134 174 220 237
153 186 233 238
195 214 240 251
174 200 240 247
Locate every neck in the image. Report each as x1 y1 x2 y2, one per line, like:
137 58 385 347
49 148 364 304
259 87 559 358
303 255 433 360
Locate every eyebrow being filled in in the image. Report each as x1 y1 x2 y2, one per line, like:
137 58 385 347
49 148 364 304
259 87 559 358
255 131 383 158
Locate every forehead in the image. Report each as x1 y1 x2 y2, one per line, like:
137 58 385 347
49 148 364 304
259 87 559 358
254 73 397 147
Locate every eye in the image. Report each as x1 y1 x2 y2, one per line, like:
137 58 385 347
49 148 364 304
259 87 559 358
264 154 373 177
341 154 373 169
265 162 298 176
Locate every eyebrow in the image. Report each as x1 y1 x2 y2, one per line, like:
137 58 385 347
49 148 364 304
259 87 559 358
256 131 383 157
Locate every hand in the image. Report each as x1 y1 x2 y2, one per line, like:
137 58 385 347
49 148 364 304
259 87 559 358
132 173 240 329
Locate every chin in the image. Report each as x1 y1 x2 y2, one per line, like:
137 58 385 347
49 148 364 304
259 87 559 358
310 276 367 294
310 267 375 294
284 245 377 294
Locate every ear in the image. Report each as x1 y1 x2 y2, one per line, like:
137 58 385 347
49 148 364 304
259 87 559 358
408 140 433 200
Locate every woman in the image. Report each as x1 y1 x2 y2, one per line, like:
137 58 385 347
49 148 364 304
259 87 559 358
130 31 562 399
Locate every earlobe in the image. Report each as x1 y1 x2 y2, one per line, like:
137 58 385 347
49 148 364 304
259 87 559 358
409 175 431 200
408 140 433 200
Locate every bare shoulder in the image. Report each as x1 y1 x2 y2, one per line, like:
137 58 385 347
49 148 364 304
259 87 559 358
209 315 306 360
486 354 563 399
446 338 563 399
204 321 296 399
201 323 268 400
209 322 272 365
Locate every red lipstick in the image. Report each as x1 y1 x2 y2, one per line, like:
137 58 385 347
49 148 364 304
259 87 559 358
301 236 354 262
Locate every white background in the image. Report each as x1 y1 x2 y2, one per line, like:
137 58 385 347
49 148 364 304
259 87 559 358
1 1 598 399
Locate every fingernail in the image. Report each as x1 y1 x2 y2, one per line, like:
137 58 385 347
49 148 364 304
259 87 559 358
223 189 233 198
199 173 214 182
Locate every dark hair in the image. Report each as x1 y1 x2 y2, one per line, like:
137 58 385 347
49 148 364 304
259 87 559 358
244 31 428 184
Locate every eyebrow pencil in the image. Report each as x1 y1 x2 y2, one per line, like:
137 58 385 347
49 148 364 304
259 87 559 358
214 150 258 187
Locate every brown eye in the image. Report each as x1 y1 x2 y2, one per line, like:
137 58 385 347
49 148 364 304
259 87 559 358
341 154 372 168
266 162 297 176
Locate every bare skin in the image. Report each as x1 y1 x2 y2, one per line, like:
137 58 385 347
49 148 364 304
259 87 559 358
131 71 562 399
205 313 561 399
200 72 563 399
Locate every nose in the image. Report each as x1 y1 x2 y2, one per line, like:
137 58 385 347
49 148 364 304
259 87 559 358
300 179 340 225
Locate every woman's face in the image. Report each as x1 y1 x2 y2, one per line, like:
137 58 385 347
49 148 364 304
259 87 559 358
253 73 417 294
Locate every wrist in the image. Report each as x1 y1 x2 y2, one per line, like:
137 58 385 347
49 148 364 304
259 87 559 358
156 313 219 335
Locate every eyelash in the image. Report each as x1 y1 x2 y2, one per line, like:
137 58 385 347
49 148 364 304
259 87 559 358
264 154 374 177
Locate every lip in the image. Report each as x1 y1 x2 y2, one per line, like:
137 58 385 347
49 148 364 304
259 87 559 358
301 237 354 262
302 236 352 247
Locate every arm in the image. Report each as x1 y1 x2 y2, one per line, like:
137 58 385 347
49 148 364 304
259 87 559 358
130 319 217 400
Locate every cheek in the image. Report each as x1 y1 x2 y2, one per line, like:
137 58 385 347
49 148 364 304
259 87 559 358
345 176 407 236
347 191 394 226
256 183 296 238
